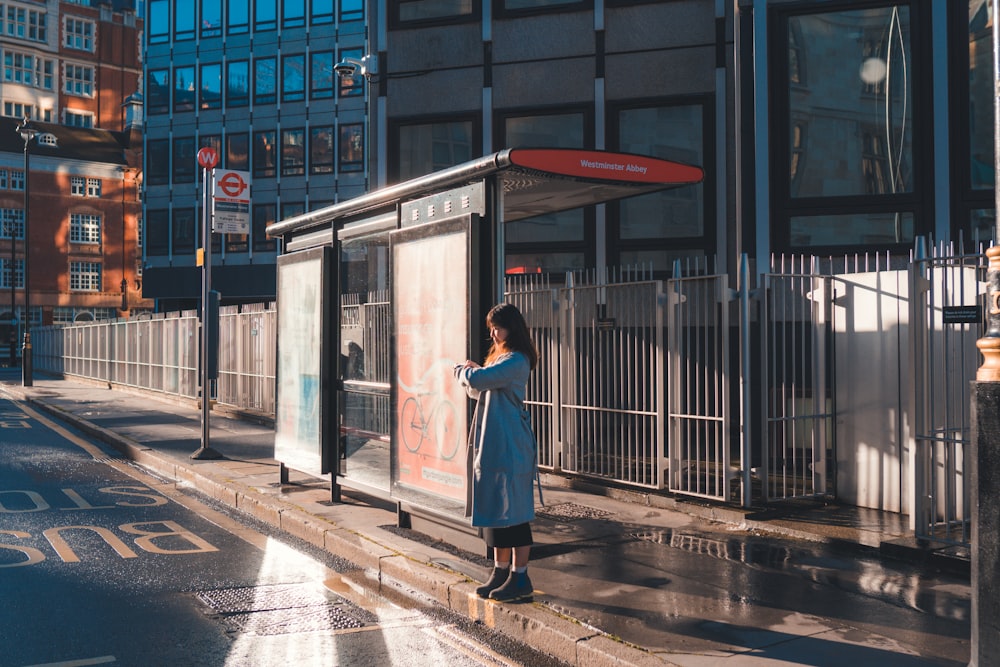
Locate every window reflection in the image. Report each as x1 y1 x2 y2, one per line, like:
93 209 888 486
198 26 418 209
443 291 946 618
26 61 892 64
200 63 222 110
254 130 277 177
504 112 585 245
787 7 912 198
969 1 994 190
618 105 704 240
227 60 249 106
339 124 364 172
173 66 195 112
227 0 249 33
397 120 473 181
254 57 276 104
201 0 222 37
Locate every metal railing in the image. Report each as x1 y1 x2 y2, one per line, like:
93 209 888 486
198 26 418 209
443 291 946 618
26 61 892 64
34 304 275 414
29 241 983 533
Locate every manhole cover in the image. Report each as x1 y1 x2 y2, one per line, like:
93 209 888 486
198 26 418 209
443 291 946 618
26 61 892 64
197 583 376 636
536 502 613 521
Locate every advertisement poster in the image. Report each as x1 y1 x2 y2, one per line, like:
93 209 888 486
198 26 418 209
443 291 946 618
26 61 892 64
393 224 469 503
274 248 327 476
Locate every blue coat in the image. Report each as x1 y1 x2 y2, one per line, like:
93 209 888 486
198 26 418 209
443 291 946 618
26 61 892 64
456 351 537 528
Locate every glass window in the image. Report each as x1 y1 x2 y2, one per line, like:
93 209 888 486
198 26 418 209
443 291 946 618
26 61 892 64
283 0 305 27
173 137 196 184
254 57 276 105
339 124 364 172
790 212 914 247
146 209 169 256
281 128 306 176
282 55 305 102
200 63 222 110
255 0 276 31
226 133 249 170
146 139 169 185
227 0 249 34
281 202 306 219
64 18 94 51
64 64 94 97
69 262 101 291
201 0 222 37
174 66 195 112
395 0 473 23
148 69 169 114
200 134 222 163
172 208 196 254
175 0 195 40
504 112 585 243
341 0 364 21
70 213 101 244
338 47 364 98
498 0 586 13
254 130 277 178
310 126 335 174
65 110 93 128
0 209 24 239
71 176 85 196
969 2 992 191
617 105 705 240
253 203 276 252
149 0 170 43
397 120 473 181
772 4 923 252
313 0 334 24
87 178 101 197
0 258 24 289
787 7 912 198
226 60 249 107
225 229 248 253
310 51 335 100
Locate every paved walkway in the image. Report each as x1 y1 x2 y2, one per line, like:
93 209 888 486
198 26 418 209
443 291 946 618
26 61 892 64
0 371 972 666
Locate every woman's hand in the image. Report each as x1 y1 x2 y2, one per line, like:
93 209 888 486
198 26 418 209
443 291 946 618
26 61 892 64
453 360 480 379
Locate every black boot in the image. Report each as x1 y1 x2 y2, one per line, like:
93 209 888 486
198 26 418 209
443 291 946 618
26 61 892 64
476 566 510 598
489 569 533 603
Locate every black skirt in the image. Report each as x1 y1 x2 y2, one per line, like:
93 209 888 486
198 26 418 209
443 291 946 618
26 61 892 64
482 522 533 548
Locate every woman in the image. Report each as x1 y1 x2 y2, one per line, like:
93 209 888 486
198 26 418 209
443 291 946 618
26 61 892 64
454 302 539 603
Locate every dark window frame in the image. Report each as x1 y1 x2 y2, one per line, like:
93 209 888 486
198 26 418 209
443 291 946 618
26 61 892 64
389 0 480 29
388 112 481 184
494 105 595 271
767 0 933 255
606 96 716 279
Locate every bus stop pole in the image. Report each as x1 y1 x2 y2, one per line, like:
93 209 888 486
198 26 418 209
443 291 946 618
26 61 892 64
192 162 221 460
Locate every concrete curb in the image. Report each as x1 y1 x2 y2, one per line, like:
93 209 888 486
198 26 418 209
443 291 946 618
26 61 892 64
13 389 678 667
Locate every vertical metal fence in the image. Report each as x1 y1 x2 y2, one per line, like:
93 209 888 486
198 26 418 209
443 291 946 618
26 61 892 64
28 242 982 529
911 243 984 547
666 272 733 501
34 305 274 413
760 256 834 502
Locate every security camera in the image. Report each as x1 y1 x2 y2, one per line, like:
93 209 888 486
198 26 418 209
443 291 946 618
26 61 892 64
334 55 376 81
334 61 359 78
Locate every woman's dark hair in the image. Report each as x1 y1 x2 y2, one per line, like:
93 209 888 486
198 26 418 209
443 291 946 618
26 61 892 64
485 302 538 370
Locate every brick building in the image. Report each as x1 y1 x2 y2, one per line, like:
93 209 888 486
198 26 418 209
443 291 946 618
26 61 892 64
0 0 145 360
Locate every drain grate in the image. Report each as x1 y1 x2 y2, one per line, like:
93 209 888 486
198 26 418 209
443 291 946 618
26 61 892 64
536 502 613 522
197 583 376 636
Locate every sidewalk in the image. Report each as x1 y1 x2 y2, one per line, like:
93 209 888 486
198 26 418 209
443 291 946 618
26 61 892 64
0 371 972 667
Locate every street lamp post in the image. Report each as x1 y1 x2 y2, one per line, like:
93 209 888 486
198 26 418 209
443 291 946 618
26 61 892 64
7 211 14 367
969 8 1000 666
15 118 37 387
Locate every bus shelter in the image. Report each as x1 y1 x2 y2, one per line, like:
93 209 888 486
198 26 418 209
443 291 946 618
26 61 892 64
266 148 703 544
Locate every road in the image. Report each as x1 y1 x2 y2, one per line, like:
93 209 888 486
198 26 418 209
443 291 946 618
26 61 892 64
0 397 564 667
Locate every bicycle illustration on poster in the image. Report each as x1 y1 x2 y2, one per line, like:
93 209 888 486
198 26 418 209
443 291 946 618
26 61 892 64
393 222 470 503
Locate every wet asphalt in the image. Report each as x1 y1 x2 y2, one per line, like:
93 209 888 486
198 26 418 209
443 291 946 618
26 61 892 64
0 369 972 666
